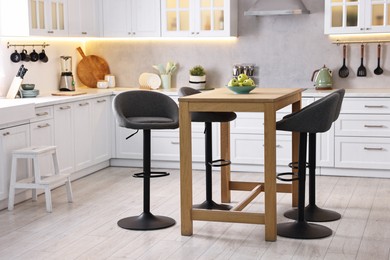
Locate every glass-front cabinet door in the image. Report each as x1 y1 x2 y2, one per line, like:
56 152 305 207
161 0 237 37
29 0 68 36
325 0 390 34
162 0 191 36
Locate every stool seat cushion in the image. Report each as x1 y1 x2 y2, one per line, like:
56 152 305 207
178 87 237 123
277 90 340 133
112 90 179 130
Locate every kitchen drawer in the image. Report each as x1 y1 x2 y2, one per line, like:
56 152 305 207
335 114 390 137
230 133 292 166
30 106 53 122
335 136 390 170
231 112 288 134
341 98 390 114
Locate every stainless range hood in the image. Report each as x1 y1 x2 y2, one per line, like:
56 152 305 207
245 0 310 16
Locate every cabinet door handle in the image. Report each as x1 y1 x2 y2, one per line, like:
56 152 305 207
262 144 282 148
364 147 384 151
97 99 106 103
59 105 71 110
37 123 50 128
79 102 89 106
47 30 54 34
82 32 87 35
36 112 49 117
171 141 180 145
364 125 385 128
364 105 385 108
2 132 10 136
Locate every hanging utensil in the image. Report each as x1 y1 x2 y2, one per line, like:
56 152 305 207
338 44 349 78
374 44 384 75
357 44 367 77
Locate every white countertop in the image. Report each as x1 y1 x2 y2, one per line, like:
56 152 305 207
1 87 390 110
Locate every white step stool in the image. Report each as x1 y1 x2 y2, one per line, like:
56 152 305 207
8 146 73 213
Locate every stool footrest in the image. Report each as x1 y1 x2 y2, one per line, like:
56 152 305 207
209 159 231 167
288 161 309 169
276 172 299 182
133 171 170 178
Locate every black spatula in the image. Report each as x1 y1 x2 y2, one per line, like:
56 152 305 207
357 44 367 77
338 44 349 78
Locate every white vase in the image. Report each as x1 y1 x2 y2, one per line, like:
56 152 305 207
189 75 206 90
161 74 171 89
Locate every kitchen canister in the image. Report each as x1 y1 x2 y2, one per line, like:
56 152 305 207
104 74 116 88
97 80 108 89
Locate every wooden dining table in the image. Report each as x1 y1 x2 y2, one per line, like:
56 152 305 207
179 87 303 241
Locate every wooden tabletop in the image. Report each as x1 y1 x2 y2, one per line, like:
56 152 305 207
178 87 303 103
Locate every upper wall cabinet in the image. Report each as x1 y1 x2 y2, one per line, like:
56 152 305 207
161 0 237 37
325 0 390 34
68 0 100 37
29 0 68 36
0 0 67 36
102 0 161 37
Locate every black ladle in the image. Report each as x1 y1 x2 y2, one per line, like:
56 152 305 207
338 44 349 78
374 44 383 75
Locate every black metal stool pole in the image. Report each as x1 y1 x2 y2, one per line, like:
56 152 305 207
277 133 332 239
284 133 341 222
117 130 176 230
194 122 232 210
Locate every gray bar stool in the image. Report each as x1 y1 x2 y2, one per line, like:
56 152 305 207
179 87 236 210
283 89 345 223
112 90 179 230
276 90 342 239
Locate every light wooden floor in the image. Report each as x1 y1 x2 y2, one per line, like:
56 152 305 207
0 166 389 260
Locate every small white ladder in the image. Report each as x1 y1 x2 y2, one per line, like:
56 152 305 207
8 146 73 213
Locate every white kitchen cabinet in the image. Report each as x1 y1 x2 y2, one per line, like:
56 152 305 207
73 97 111 171
68 0 100 37
30 106 55 176
91 97 112 164
334 97 390 174
325 0 390 34
29 0 68 36
74 100 93 171
0 124 30 200
0 0 67 36
54 102 74 175
102 0 160 37
115 125 208 163
161 0 237 37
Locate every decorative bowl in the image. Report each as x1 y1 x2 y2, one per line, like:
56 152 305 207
21 84 35 90
227 85 256 94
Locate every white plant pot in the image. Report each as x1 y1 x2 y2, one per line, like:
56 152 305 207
189 75 206 90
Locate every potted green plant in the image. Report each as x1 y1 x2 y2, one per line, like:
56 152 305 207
189 65 206 90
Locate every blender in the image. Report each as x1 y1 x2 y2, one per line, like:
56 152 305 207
59 56 75 91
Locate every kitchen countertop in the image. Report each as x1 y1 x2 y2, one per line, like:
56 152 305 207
2 87 390 109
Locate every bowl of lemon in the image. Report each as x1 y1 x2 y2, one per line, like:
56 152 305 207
226 74 256 94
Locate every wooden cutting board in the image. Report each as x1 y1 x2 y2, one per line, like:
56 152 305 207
52 91 87 96
76 47 110 88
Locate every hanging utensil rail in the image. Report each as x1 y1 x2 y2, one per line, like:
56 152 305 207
7 42 50 48
332 40 390 45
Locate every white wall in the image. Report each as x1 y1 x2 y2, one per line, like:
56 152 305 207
0 38 84 97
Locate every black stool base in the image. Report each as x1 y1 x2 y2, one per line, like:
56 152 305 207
117 212 175 230
193 200 232 210
284 205 341 222
277 221 332 239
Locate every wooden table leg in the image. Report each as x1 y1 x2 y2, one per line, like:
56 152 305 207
263 107 277 241
220 122 231 203
291 98 301 208
179 101 193 236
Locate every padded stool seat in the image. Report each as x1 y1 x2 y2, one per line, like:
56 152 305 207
179 87 236 210
276 90 343 239
8 145 73 213
112 90 179 230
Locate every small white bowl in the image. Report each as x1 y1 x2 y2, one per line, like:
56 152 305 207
97 80 108 89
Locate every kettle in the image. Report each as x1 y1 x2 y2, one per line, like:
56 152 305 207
311 65 332 90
